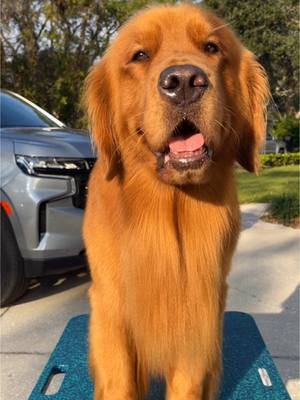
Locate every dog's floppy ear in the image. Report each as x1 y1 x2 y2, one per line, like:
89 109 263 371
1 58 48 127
84 59 120 180
237 52 270 173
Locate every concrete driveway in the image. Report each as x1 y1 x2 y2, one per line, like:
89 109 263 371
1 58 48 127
1 204 299 400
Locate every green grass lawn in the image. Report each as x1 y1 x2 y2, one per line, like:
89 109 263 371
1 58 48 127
236 165 299 204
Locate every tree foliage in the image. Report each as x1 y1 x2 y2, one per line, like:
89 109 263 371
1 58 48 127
204 0 299 116
1 0 173 127
1 0 298 127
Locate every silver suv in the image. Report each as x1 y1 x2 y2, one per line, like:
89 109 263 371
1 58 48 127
0 90 95 306
262 133 287 154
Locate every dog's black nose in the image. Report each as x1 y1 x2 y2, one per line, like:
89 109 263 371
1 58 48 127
158 64 208 106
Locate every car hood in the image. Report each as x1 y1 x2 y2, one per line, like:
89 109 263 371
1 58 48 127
1 127 96 158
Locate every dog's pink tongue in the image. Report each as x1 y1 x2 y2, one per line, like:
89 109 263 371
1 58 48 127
169 133 204 153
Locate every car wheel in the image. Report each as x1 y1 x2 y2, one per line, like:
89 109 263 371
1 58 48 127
1 210 29 306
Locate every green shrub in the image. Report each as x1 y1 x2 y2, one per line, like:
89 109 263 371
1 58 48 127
268 194 299 225
260 153 300 167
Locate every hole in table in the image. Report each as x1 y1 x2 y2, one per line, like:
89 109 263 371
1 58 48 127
42 366 66 395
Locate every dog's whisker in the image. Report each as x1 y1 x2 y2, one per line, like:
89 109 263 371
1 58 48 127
210 22 232 33
112 128 146 154
214 94 250 121
124 104 160 122
108 128 149 167
214 118 238 136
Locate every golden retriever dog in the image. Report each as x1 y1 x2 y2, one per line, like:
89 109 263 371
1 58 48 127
83 4 269 400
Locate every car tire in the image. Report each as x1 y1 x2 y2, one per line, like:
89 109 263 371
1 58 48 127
1 210 29 306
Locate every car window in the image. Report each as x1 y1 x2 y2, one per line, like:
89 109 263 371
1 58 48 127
0 92 62 128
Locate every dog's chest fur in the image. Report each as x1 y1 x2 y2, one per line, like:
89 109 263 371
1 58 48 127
119 177 240 372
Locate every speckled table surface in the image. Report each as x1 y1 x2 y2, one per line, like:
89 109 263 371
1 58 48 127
29 312 291 400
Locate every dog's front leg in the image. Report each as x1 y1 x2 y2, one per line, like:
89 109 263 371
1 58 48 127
89 284 137 400
166 357 221 400
166 360 208 400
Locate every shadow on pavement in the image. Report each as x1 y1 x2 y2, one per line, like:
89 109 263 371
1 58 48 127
15 267 91 305
241 211 263 230
252 284 299 385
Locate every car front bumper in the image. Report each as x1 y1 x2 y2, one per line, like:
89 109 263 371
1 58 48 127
2 166 92 276
24 253 87 277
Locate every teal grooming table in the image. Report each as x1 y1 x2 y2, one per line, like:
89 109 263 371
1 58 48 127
29 312 291 399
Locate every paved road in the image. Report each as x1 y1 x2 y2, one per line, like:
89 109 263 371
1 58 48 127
1 204 299 399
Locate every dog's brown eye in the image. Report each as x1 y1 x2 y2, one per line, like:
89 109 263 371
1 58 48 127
131 50 149 63
204 42 219 54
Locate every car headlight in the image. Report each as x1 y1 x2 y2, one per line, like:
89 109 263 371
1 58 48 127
15 155 93 177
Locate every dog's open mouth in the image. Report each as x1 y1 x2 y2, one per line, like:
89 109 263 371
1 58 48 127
156 119 212 171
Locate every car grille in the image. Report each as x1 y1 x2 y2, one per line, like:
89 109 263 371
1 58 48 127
72 158 96 209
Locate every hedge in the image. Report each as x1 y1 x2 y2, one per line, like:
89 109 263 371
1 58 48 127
260 153 300 167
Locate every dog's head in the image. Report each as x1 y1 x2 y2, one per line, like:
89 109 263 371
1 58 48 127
84 4 269 185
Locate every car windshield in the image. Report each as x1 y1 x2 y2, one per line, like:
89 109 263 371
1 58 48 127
0 91 63 128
